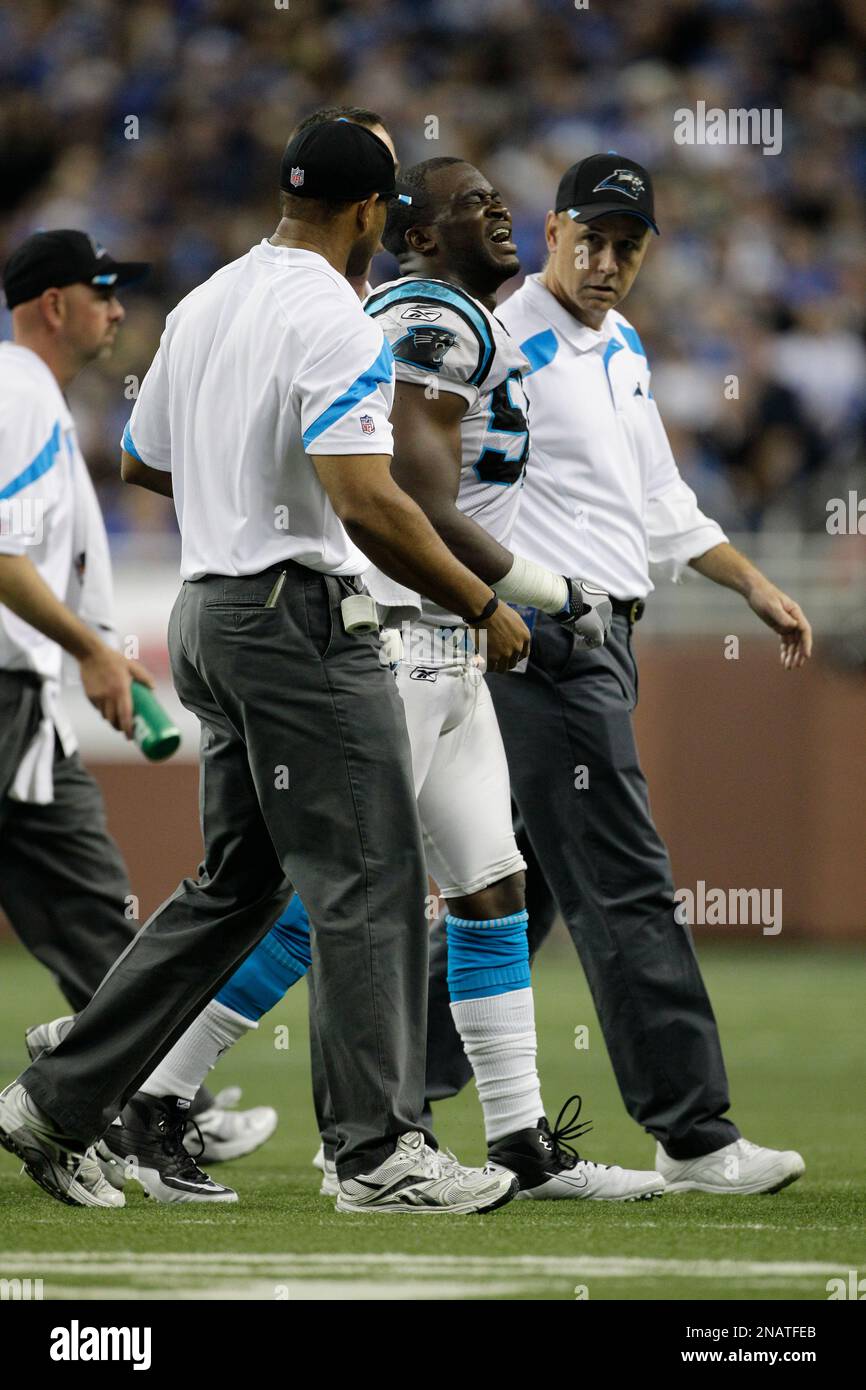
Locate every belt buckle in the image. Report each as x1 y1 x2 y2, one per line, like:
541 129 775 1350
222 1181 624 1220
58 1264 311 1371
628 599 645 625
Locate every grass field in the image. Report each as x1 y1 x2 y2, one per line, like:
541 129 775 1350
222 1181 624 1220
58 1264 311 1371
0 938 863 1302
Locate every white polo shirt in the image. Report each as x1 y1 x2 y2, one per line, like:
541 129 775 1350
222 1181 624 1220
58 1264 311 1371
0 344 78 682
498 274 726 600
123 242 395 581
0 342 83 796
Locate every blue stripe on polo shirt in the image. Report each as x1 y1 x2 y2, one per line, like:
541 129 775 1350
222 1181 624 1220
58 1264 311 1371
121 420 144 462
616 323 647 359
302 338 394 449
120 419 144 464
0 420 62 501
519 328 558 376
602 337 623 375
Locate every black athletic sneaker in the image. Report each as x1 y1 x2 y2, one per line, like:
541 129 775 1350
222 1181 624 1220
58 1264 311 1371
487 1095 664 1202
95 1093 238 1203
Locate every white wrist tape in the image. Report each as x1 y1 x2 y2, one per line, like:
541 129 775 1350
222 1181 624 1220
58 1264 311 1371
491 554 568 614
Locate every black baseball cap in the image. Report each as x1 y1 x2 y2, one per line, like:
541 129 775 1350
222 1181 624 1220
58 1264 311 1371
2 229 150 310
555 154 659 234
280 119 412 205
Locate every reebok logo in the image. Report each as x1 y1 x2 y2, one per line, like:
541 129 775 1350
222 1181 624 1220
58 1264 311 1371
401 306 442 321
50 1321 152 1371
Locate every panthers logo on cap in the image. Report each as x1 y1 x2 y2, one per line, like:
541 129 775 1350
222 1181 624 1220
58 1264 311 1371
392 325 458 372
593 168 645 201
289 167 304 187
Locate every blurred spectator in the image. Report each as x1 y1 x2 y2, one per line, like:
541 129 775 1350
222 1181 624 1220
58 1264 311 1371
0 0 863 539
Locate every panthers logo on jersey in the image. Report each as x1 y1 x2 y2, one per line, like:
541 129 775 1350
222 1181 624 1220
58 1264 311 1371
365 274 531 537
392 325 458 373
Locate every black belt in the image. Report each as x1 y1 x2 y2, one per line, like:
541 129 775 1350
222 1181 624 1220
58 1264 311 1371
610 597 646 624
199 561 364 591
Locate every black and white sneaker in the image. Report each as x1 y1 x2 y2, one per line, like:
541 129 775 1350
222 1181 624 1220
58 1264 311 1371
336 1130 518 1214
95 1093 238 1203
487 1095 665 1202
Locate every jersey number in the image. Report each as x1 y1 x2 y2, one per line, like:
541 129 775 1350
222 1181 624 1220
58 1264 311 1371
473 373 529 486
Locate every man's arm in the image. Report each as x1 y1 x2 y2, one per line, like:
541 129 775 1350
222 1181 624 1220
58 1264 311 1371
388 382 514 581
313 453 529 672
0 554 155 732
689 541 813 670
121 450 173 497
643 388 811 670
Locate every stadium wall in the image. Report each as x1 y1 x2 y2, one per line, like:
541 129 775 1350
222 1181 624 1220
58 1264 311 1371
2 639 863 945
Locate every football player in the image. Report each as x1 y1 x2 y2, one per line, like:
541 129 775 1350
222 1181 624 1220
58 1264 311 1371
95 157 664 1206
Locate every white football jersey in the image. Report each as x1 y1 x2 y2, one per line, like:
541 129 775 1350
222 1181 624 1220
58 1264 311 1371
364 276 530 625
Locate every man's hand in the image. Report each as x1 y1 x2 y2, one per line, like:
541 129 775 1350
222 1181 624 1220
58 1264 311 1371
472 601 531 673
689 542 813 671
78 649 156 738
558 578 613 649
746 579 813 670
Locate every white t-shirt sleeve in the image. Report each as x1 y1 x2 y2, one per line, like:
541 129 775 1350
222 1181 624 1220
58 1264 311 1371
122 336 172 471
0 384 63 556
297 317 395 457
365 281 493 407
645 398 727 581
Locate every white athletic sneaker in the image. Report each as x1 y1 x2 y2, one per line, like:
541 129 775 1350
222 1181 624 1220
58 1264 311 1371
24 1014 76 1061
319 1155 339 1197
655 1137 805 1195
186 1086 278 1163
319 1144 473 1199
0 1081 124 1208
488 1097 664 1201
336 1130 518 1214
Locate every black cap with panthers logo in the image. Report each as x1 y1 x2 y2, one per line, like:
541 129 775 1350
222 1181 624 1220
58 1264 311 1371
555 154 659 234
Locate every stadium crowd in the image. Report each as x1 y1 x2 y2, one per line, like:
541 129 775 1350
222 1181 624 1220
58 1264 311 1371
1 0 864 542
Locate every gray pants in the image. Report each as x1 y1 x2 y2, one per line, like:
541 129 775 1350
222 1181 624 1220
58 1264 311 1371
0 671 138 1011
0 670 215 1118
422 612 739 1160
23 564 432 1177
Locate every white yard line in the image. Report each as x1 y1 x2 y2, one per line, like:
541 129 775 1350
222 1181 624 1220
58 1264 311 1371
1 1250 845 1300
0 1250 848 1279
33 1279 530 1301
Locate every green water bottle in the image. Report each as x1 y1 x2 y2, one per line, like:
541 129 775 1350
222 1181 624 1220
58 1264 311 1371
131 681 182 762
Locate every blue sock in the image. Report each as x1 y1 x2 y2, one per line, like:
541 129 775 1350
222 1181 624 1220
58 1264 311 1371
216 893 312 1022
445 909 531 1001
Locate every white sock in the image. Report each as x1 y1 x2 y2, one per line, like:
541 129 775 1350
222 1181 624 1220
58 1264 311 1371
450 987 543 1142
140 1001 256 1103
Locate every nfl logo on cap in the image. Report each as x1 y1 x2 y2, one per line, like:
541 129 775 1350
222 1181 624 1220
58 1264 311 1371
360 414 375 435
290 167 304 187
